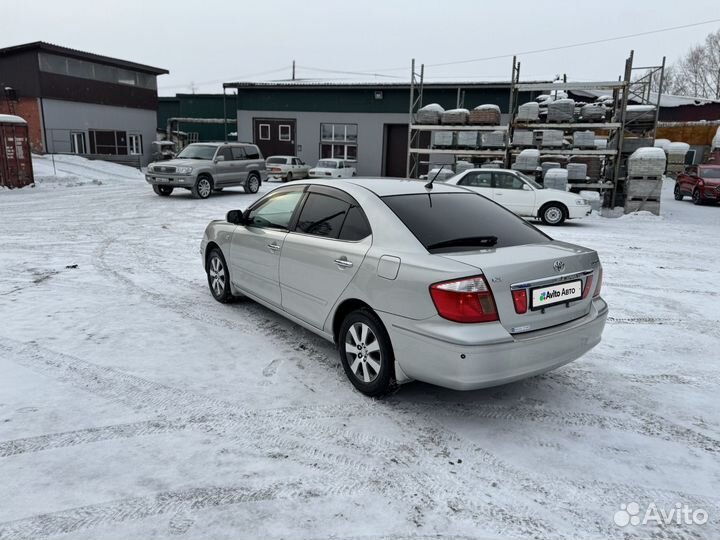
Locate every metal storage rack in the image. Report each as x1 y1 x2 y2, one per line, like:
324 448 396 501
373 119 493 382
406 51 665 207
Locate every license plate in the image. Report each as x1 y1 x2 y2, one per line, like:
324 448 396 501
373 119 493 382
530 279 582 310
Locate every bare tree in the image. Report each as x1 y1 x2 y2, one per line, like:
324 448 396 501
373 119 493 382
666 29 720 98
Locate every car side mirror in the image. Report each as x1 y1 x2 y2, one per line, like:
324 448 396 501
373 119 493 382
522 183 532 191
226 210 245 225
215 155 225 162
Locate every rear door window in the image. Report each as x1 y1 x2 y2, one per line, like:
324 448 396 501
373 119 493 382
382 192 550 253
243 145 261 160
231 146 247 160
339 206 371 241
458 170 493 188
295 193 350 239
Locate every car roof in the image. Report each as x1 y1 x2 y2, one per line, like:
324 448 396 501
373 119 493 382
268 155 296 159
294 178 469 197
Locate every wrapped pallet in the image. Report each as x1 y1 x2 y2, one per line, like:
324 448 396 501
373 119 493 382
547 98 575 122
573 130 595 148
456 131 479 148
666 142 689 174
625 105 656 125
517 102 540 122
569 156 602 180
481 160 504 168
431 131 455 148
512 149 540 171
627 147 666 178
544 168 569 191
456 160 473 173
537 129 564 147
469 104 501 125
482 131 506 148
567 163 588 181
595 138 608 149
653 138 671 151
580 103 606 122
441 108 469 125
416 103 444 124
512 130 534 146
541 162 561 178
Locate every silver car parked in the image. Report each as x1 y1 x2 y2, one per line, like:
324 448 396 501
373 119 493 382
146 142 267 199
201 179 607 396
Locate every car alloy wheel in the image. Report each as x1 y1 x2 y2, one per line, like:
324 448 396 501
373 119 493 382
692 190 703 205
345 322 382 384
246 175 260 193
196 177 212 199
209 255 226 297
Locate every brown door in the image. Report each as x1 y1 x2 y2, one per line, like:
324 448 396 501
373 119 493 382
253 118 296 158
383 124 409 177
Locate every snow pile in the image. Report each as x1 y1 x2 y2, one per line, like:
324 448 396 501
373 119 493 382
431 131 455 147
567 162 588 181
544 168 568 190
481 130 506 148
416 103 444 124
541 161 561 178
30 154 144 189
517 102 539 122
469 104 501 125
456 131 479 147
547 99 575 122
627 147 666 177
441 108 469 125
512 130 534 146
573 130 595 147
0 114 27 124
512 149 539 171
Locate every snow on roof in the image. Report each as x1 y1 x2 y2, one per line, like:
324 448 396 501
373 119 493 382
0 114 27 124
571 88 720 108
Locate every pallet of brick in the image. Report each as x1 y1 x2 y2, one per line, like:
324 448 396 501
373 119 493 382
573 130 595 148
512 130 534 147
622 137 653 153
416 103 444 124
516 102 540 122
546 98 575 122
456 131 479 148
537 129 564 147
431 131 455 148
512 149 540 171
541 162 561 178
627 147 666 178
544 168 569 190
569 156 602 180
441 108 470 125
469 104 501 125
481 131 506 148
567 163 588 181
580 103 606 122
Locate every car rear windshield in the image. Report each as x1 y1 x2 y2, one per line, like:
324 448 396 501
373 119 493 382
317 160 338 168
267 157 287 164
176 145 217 160
382 192 551 253
700 167 720 179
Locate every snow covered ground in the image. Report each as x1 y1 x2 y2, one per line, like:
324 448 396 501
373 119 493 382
1 155 719 539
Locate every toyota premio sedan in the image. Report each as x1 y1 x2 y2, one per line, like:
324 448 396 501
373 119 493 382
201 179 607 396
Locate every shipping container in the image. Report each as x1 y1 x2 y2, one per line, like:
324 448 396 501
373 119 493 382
0 114 34 189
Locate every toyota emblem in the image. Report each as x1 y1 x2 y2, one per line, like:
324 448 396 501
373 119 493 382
553 260 565 272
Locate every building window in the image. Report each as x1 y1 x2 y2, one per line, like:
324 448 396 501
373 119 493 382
128 134 143 155
70 132 86 154
320 123 357 161
279 124 291 141
88 130 128 155
38 52 158 90
259 124 271 140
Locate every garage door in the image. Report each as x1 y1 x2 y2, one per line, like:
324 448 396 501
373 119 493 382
253 118 296 158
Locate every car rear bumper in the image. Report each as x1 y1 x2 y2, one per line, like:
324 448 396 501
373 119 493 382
380 297 607 391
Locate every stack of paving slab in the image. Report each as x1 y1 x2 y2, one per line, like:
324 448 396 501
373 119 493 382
542 162 561 178
512 130 534 147
544 168 569 190
431 131 455 148
537 129 564 147
441 108 469 125
666 142 689 174
482 131 506 148
547 99 575 122
627 147 666 178
573 130 595 148
517 102 540 122
580 103 606 122
456 131 479 148
416 103 444 124
512 149 540 171
566 163 588 181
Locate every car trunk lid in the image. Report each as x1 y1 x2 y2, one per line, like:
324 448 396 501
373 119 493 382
441 241 600 334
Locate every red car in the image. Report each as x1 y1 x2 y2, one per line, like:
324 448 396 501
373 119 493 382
674 165 720 205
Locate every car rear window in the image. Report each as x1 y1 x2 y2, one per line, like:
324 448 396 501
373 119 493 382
267 157 287 164
382 192 551 253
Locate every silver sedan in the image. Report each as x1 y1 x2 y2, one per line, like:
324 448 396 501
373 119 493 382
201 179 608 396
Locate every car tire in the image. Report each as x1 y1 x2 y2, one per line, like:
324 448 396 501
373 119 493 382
206 248 234 303
192 175 213 199
284 172 293 183
338 308 395 397
692 189 703 205
245 173 260 194
674 184 684 201
352 172 357 177
540 203 566 226
152 185 173 197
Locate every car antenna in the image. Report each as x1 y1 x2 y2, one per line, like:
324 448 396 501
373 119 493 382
425 164 448 189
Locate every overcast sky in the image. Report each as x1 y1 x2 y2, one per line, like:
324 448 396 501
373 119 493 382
3 0 719 96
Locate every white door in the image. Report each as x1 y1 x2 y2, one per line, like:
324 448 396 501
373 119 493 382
71 132 86 154
455 170 494 199
492 172 536 216
128 134 143 155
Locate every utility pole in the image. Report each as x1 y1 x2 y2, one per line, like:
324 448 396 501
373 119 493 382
292 60 296 81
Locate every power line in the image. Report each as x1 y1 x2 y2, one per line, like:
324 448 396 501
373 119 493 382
297 65 402 79
159 66 292 90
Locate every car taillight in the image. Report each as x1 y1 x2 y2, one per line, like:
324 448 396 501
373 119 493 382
511 289 527 314
582 276 593 299
430 276 499 323
593 267 603 298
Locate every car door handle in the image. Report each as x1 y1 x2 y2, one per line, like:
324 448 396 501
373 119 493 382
334 257 353 269
267 242 281 252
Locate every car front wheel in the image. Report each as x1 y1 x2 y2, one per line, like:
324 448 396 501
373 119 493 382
338 308 395 397
206 249 233 303
692 189 703 205
152 185 173 197
192 176 213 199
540 203 566 225
284 172 293 182
674 184 684 201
